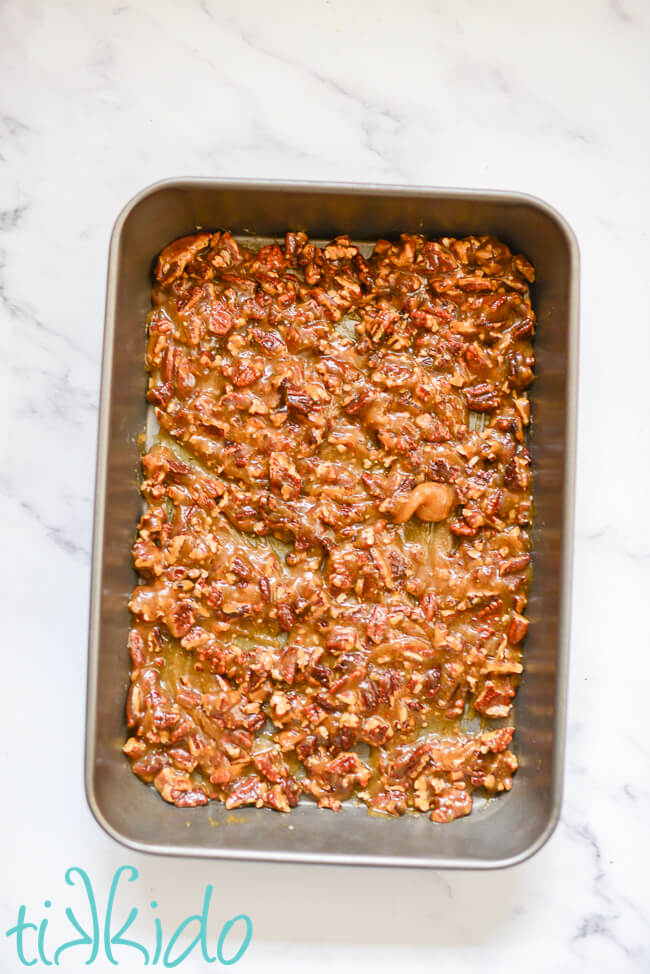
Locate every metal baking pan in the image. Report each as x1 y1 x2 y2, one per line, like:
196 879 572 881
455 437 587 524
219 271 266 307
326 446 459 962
86 178 578 868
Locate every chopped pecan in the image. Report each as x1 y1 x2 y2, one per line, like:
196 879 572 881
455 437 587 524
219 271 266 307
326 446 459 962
500 554 531 575
430 789 472 823
360 716 392 745
276 603 295 632
504 456 531 491
476 596 503 619
165 602 195 638
465 382 500 411
326 627 357 653
154 767 208 806
420 591 438 621
511 317 535 340
207 297 234 335
268 452 301 499
324 237 359 261
285 384 317 416
507 612 529 643
250 328 287 355
449 518 478 537
225 775 265 809
474 683 513 718
366 605 387 643
232 359 264 387
156 233 212 285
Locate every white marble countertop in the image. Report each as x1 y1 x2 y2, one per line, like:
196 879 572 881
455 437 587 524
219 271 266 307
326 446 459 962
2 0 649 970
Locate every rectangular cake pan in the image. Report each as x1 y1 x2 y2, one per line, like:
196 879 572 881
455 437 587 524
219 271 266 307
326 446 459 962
86 179 578 868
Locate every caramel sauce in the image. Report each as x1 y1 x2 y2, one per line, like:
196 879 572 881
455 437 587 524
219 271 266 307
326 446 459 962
124 231 534 821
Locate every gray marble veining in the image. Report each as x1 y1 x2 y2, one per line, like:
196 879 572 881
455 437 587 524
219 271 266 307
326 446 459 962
1 0 648 970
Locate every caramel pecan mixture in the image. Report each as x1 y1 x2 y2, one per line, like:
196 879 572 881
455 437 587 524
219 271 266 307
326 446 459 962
124 231 534 822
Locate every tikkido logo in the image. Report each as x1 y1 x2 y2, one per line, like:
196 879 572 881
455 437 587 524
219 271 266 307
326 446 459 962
5 866 253 968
